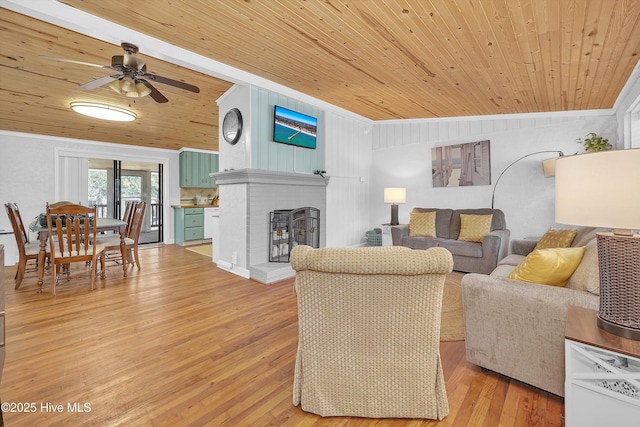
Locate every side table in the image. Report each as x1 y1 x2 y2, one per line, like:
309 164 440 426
564 306 640 426
381 224 392 246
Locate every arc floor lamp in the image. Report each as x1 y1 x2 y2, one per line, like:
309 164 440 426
491 150 564 208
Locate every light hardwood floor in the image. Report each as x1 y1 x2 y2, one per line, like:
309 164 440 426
0 245 564 426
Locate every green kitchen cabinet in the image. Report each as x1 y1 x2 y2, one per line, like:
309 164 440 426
179 151 219 188
174 207 205 245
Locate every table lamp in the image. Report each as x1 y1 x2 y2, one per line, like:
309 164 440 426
384 188 406 226
555 149 640 340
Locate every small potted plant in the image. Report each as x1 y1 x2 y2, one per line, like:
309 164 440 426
576 132 612 152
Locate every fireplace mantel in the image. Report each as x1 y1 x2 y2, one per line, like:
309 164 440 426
210 169 329 187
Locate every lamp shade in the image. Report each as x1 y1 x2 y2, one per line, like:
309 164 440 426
542 157 560 177
383 188 406 204
555 149 640 230
109 78 152 98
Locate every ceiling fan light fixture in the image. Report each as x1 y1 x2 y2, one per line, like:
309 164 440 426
109 77 151 98
109 79 125 95
127 82 151 98
70 102 136 122
43 42 199 104
121 76 136 93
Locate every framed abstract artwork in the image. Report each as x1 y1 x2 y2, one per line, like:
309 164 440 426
432 140 491 187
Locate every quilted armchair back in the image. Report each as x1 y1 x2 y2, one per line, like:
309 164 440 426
290 245 453 419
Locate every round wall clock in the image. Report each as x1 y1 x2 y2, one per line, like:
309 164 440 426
222 108 243 145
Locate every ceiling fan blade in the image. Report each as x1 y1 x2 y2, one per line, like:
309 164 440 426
40 55 115 71
145 73 200 93
79 74 122 90
139 79 168 103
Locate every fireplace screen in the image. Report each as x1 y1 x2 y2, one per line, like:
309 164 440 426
269 207 320 262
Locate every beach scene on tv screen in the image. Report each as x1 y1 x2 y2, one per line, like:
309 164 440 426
274 106 317 149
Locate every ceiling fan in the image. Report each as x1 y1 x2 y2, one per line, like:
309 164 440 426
42 42 200 103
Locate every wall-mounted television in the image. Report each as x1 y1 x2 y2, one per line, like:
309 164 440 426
273 105 317 149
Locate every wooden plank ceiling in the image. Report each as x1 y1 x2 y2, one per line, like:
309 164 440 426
1 1 639 151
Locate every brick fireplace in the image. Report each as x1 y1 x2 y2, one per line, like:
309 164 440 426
211 169 328 283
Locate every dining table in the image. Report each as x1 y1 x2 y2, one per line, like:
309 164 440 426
29 217 128 291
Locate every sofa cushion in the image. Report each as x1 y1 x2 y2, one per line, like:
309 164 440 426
566 238 600 294
458 214 493 243
438 239 483 258
490 264 516 278
507 247 585 287
409 211 436 237
401 236 444 250
412 208 453 238
535 227 577 249
498 254 525 267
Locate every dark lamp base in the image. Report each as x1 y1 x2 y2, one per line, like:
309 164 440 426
597 316 640 341
390 204 399 226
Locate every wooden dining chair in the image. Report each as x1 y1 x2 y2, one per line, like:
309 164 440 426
125 201 147 269
46 203 105 295
47 201 75 209
121 200 136 237
4 203 49 289
97 201 147 272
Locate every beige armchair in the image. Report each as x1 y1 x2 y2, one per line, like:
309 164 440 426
290 245 454 419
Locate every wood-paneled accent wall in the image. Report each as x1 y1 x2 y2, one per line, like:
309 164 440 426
250 87 324 174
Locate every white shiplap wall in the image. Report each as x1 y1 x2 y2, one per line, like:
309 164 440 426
323 111 373 248
0 131 180 246
371 112 618 240
615 59 640 149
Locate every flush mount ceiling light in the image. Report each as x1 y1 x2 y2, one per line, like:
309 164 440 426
70 102 136 121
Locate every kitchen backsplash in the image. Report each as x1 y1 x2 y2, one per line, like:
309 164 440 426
180 187 219 205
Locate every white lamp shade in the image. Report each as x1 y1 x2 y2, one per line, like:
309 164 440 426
555 149 640 230
542 157 559 177
384 187 406 204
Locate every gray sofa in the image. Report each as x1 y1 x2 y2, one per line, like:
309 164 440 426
461 227 601 396
391 208 510 274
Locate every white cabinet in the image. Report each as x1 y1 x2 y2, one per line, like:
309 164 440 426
204 207 218 239
204 208 219 263
564 306 640 427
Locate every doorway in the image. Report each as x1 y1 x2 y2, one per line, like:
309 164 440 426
88 159 163 244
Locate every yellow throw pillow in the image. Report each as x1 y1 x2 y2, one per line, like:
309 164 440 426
507 247 585 287
409 211 436 237
458 214 493 242
535 227 578 249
